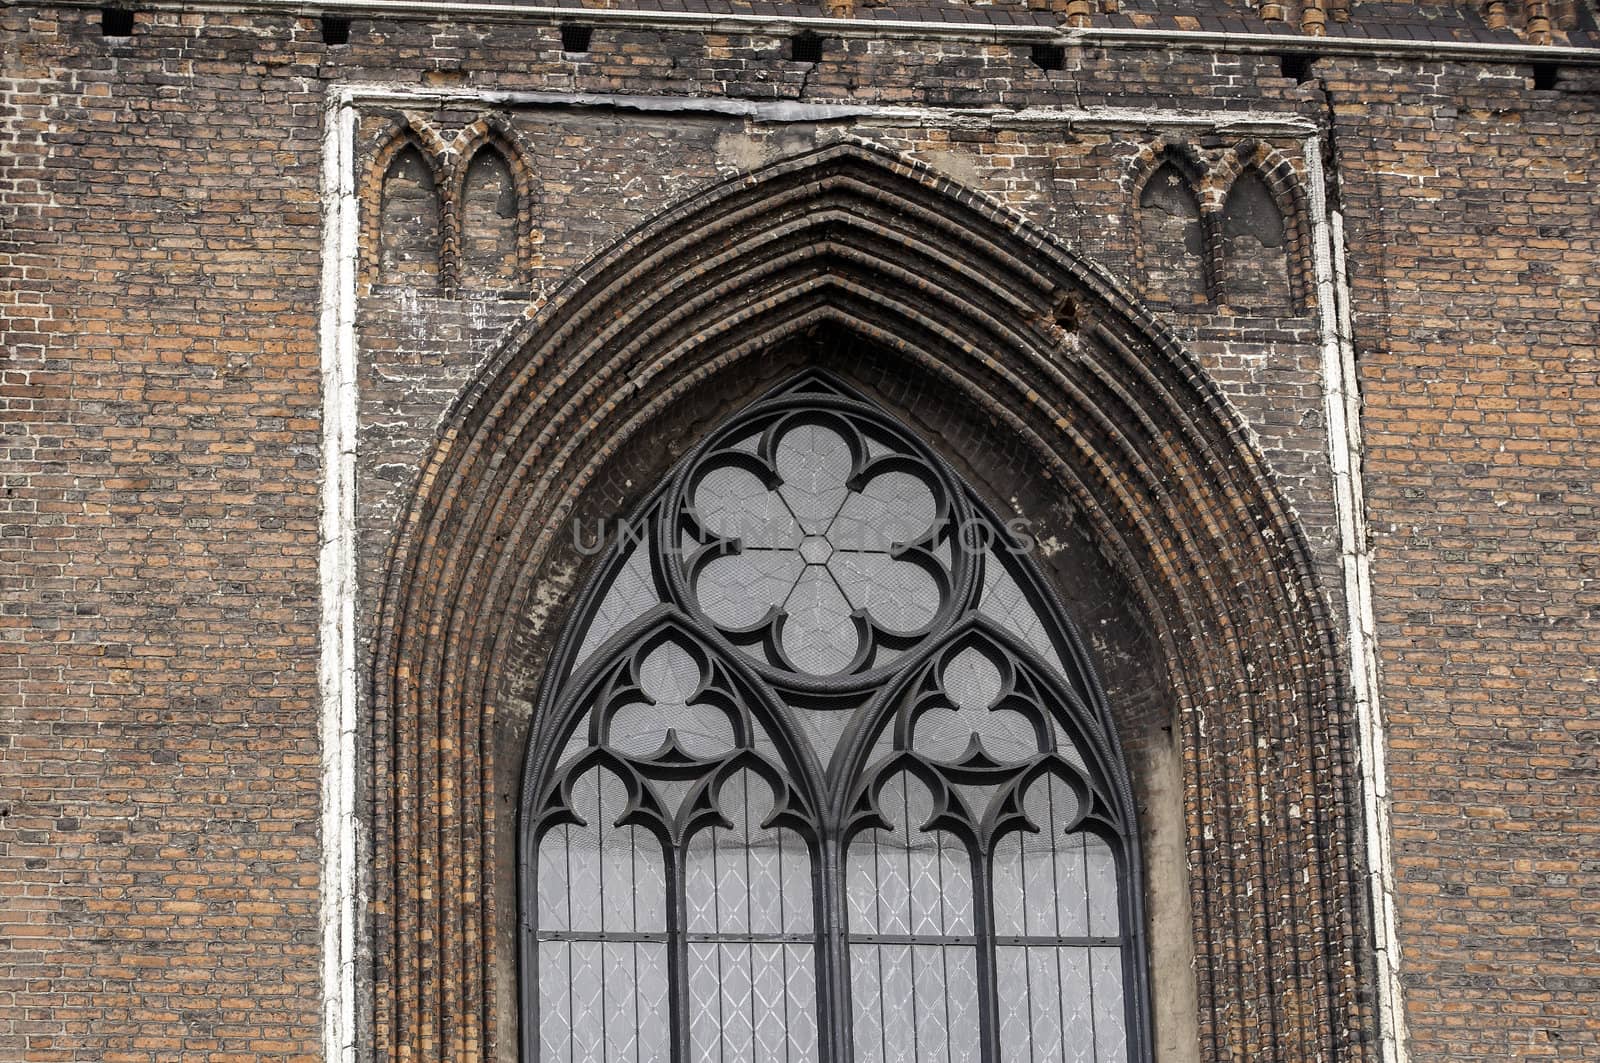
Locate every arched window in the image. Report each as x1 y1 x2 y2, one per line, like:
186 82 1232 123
521 371 1150 1062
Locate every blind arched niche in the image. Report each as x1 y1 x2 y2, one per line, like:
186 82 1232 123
520 371 1151 1062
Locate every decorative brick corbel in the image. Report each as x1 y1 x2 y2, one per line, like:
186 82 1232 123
1526 0 1553 43
1300 0 1328 36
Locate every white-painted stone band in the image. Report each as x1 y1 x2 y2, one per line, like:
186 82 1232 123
1305 138 1411 1063
318 89 361 1063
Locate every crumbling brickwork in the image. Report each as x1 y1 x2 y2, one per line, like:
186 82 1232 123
2 2 1597 1061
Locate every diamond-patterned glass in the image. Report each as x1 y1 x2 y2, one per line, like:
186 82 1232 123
847 773 983 1062
695 464 804 548
685 770 819 1061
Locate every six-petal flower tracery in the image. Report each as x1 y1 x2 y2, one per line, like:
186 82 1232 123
672 405 966 682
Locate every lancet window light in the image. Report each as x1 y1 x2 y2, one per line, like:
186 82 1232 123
520 372 1151 1063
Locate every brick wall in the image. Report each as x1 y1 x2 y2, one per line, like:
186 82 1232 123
2 3 1596 1059
1327 56 1600 1059
1 9 327 1060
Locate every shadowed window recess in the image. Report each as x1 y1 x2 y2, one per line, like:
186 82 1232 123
1137 161 1208 307
1220 171 1291 312
459 146 520 290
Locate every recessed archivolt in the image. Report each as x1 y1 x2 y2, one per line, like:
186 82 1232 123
370 140 1367 1062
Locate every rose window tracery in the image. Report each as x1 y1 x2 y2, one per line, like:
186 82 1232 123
668 400 973 688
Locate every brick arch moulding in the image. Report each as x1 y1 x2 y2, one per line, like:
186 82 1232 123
368 141 1369 1063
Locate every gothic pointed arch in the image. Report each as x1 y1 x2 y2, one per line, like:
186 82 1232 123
1129 141 1214 306
443 116 537 291
520 371 1157 1062
363 117 448 288
371 141 1367 1062
1207 140 1314 313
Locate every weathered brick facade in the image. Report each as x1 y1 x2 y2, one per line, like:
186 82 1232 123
2 1 1596 1060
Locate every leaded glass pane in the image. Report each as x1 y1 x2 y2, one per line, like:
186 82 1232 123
536 769 670 1062
572 533 662 672
686 771 819 1062
911 645 1038 763
537 942 572 1062
696 551 805 629
773 422 852 533
990 771 1125 1062
695 464 803 548
996 945 1096 1063
1085 833 1121 937
831 468 937 551
832 551 941 635
978 549 1069 680
848 773 980 1063
1091 948 1128 1063
781 565 858 675
608 640 738 760
991 775 1089 939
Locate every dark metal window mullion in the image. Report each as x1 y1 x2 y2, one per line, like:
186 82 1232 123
665 845 691 1063
818 832 852 1063
971 844 1002 1063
